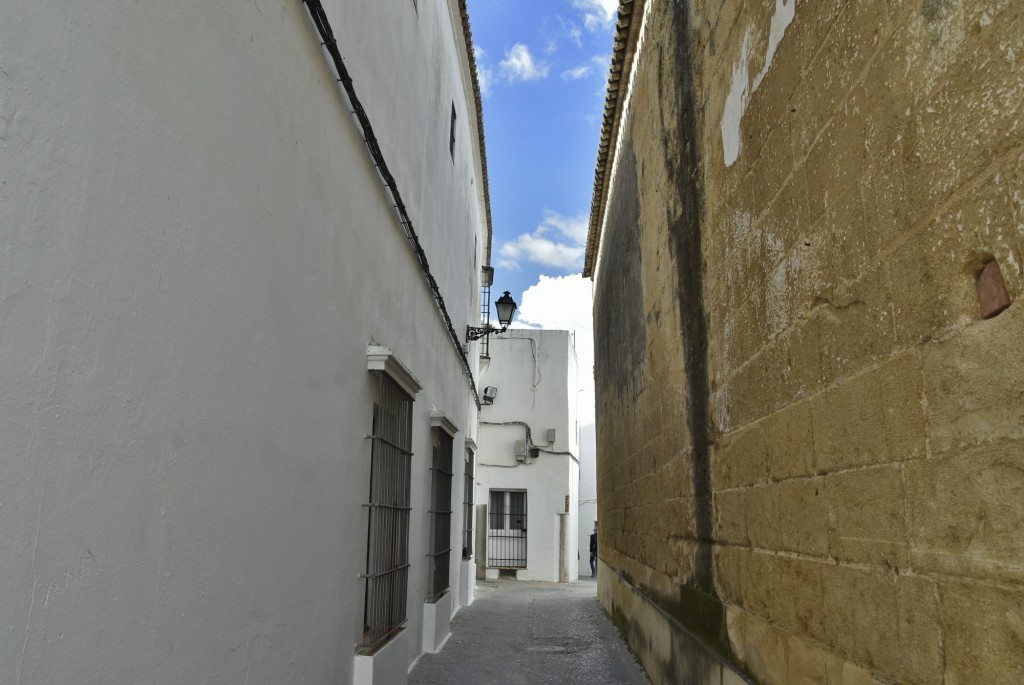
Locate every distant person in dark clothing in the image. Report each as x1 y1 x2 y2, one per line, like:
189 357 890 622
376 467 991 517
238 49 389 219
589 530 598 576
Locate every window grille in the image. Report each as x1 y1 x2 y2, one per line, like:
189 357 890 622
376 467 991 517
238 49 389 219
477 267 494 358
427 428 453 600
461 448 474 559
509 492 526 530
488 490 504 530
487 490 527 568
480 278 492 358
362 373 413 650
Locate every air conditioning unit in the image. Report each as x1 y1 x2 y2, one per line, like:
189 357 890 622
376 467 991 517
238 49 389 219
514 440 527 461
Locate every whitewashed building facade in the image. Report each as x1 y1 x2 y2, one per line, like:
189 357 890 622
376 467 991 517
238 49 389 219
578 425 598 577
476 331 580 583
0 1 491 683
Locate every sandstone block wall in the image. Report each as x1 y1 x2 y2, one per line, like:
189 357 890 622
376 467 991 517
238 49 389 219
590 0 1023 683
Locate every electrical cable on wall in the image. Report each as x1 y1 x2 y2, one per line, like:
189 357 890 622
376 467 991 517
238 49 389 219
535 448 578 463
301 0 481 406
481 420 535 447
480 420 579 464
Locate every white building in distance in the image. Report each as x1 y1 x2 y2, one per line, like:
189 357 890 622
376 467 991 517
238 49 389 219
578 425 598 577
476 331 580 583
0 1 491 684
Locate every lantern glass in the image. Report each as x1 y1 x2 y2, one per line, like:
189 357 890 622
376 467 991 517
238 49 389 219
494 291 517 327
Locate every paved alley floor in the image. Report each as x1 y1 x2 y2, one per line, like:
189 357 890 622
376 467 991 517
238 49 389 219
410 578 650 685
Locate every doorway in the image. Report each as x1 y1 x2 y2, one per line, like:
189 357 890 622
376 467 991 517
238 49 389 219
487 490 527 568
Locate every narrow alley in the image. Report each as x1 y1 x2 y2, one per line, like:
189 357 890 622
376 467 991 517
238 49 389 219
410 579 649 685
1 0 1021 682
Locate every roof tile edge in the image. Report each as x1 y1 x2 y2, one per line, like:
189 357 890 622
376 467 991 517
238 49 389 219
457 0 494 267
583 0 645 279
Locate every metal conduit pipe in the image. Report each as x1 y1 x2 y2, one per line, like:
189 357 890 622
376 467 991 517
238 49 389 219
480 421 580 464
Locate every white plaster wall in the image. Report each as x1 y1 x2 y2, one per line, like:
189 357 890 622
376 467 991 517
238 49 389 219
332 0 487 306
476 332 579 583
0 0 485 683
578 424 598 577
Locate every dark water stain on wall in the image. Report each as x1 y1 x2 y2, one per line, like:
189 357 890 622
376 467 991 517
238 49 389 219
665 0 714 594
595 2 739 680
594 141 646 407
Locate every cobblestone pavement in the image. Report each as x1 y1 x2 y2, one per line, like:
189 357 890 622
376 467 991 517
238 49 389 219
410 577 649 685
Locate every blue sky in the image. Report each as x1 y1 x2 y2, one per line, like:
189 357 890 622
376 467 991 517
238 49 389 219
468 0 615 300
468 0 617 424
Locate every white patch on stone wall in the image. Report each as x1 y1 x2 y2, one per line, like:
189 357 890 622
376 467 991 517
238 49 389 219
721 0 797 167
908 2 968 96
713 372 732 433
729 208 753 246
764 230 785 266
721 28 753 168
766 252 797 339
752 0 797 93
1005 246 1021 276
721 211 753 378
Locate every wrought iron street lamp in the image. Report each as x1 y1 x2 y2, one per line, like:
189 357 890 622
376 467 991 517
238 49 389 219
467 290 517 342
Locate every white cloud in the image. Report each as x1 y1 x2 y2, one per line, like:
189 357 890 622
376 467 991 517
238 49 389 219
513 274 596 426
500 44 549 83
560 54 610 80
572 0 618 32
550 16 583 51
498 210 588 271
561 65 592 80
542 210 589 244
478 66 494 96
499 235 583 270
474 47 494 96
569 25 583 47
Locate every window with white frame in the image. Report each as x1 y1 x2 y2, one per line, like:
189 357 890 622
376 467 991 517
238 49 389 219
427 420 454 600
461 445 475 559
362 348 419 651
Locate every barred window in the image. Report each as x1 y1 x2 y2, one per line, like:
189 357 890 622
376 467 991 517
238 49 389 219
362 372 414 650
509 491 527 531
427 426 454 600
488 490 505 530
487 490 527 569
461 447 475 559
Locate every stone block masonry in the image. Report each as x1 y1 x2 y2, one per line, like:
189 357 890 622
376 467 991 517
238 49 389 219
587 0 1024 683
